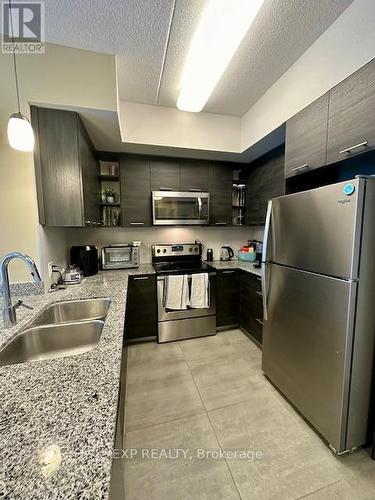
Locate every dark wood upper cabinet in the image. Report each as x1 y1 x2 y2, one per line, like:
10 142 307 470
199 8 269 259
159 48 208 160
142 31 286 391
327 59 375 165
246 146 285 225
150 159 181 191
31 106 100 227
285 94 329 178
208 163 233 226
180 161 209 192
120 156 152 227
79 120 100 226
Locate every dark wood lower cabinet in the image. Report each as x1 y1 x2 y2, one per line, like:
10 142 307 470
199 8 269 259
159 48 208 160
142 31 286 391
239 271 263 345
124 270 262 342
216 270 240 328
216 269 263 345
125 274 158 340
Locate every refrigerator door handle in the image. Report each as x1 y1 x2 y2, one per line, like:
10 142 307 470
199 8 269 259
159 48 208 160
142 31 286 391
262 200 273 263
261 200 273 321
261 263 268 321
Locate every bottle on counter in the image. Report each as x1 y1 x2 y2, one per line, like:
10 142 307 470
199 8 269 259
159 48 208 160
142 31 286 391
206 248 213 261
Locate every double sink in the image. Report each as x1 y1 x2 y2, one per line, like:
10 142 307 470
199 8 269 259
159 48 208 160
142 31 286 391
0 298 111 367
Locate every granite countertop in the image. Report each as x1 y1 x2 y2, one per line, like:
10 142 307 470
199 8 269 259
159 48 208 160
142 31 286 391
0 265 155 500
207 259 262 277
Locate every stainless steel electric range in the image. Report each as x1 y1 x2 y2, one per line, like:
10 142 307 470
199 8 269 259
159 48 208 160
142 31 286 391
152 243 216 343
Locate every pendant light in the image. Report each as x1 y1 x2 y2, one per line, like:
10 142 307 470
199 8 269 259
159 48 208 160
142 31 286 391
6 0 34 152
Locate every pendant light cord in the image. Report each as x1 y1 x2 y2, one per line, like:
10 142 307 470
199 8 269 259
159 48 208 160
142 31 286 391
8 0 21 114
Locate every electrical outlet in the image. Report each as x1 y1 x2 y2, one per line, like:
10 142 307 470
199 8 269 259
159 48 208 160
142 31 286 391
48 262 54 277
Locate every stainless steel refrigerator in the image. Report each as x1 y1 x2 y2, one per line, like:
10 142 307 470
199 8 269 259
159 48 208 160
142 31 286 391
261 177 375 455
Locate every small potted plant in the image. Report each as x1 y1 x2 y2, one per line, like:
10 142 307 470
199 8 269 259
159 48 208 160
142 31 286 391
105 188 115 204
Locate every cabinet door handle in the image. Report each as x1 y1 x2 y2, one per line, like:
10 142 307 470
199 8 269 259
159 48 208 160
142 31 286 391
256 318 264 326
130 222 145 225
133 276 149 280
188 188 202 192
290 164 309 173
159 187 173 191
222 270 235 274
215 222 227 225
256 291 263 296
339 141 368 155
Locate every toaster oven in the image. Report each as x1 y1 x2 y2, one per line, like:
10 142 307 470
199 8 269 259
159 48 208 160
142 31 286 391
101 244 139 270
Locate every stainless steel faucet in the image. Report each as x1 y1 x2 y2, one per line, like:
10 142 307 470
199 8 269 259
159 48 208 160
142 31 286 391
0 252 42 328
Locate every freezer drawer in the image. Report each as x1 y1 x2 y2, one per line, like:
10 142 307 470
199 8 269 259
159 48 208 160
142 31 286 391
265 178 364 279
262 264 358 453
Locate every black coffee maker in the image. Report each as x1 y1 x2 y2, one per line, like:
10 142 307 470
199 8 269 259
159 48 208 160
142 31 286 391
70 245 98 276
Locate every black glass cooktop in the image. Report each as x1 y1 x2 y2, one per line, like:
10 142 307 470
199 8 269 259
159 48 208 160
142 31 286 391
153 260 213 275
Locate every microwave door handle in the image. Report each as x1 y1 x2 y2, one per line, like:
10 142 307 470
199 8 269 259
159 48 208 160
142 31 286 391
198 197 202 220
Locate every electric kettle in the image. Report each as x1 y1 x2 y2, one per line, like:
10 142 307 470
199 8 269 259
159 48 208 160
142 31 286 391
220 246 234 261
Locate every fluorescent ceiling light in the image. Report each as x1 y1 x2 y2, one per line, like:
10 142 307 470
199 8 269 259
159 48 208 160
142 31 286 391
177 0 265 113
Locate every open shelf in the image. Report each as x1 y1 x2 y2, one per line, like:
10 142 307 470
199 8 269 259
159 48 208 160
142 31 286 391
98 175 119 181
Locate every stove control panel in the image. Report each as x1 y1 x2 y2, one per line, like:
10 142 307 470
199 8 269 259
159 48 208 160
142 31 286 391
152 243 201 258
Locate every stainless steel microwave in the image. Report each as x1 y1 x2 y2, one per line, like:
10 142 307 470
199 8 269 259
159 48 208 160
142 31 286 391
152 191 209 225
101 244 139 269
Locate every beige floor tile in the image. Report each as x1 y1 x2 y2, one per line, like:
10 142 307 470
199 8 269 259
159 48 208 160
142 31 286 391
124 413 240 500
178 332 245 362
128 340 184 365
124 331 375 499
127 357 190 385
209 392 343 500
126 359 204 431
188 355 264 411
220 329 263 368
224 329 257 346
302 466 375 500
335 447 375 475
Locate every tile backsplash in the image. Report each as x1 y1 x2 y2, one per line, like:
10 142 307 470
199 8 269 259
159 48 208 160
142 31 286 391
39 225 264 285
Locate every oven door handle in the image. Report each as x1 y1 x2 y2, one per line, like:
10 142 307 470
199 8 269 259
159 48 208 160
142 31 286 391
162 275 167 308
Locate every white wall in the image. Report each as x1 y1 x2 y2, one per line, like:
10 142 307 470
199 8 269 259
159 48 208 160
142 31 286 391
40 225 264 286
241 0 375 150
119 101 241 152
116 0 375 157
0 43 116 282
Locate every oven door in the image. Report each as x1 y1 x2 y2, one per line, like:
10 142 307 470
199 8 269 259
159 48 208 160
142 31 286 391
152 191 209 225
157 274 216 320
102 246 134 269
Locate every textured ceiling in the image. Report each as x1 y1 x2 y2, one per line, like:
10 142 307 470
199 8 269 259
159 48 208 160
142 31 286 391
44 0 175 104
186 0 354 115
43 0 352 116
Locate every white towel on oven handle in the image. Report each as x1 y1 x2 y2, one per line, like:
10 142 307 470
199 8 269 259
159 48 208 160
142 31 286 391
163 274 189 310
189 273 210 309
